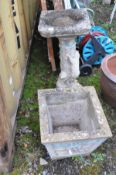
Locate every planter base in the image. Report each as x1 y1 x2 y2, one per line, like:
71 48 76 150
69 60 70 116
38 86 112 159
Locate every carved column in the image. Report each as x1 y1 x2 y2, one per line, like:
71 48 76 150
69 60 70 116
57 38 80 89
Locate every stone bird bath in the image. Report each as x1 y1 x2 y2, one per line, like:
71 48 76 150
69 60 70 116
38 9 112 159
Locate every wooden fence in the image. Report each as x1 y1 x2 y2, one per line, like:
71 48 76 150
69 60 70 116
0 0 38 172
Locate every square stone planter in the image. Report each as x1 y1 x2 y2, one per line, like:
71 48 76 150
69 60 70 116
38 87 112 160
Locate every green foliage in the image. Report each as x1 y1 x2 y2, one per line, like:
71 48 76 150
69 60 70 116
38 164 43 174
80 164 102 175
78 69 100 92
91 0 102 4
72 152 106 175
72 152 105 165
102 23 112 31
91 153 106 163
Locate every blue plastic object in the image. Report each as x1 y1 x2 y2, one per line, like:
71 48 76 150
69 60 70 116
82 35 115 65
91 26 108 36
75 35 84 43
76 26 107 44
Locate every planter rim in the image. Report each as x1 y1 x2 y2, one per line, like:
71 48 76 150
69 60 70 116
38 87 112 144
101 53 116 83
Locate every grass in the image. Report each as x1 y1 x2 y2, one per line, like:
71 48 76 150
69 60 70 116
6 32 58 174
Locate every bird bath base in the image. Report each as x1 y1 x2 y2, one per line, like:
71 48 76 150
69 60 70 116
38 87 112 159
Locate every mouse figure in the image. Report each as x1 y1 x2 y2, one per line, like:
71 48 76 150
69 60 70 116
57 38 80 89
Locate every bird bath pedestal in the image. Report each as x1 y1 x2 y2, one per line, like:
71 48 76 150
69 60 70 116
38 9 112 159
38 9 91 89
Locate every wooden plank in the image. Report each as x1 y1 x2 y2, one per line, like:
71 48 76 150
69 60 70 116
0 0 22 91
40 0 47 10
51 0 64 70
47 38 56 71
16 0 29 53
29 0 37 28
0 24 17 116
40 0 56 71
53 0 64 9
0 76 12 172
22 0 32 40
29 0 34 29
0 76 11 148
0 0 38 172
0 26 37 173
38 0 41 9
32 0 38 20
12 0 26 70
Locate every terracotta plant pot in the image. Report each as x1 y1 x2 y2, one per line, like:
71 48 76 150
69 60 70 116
100 53 116 108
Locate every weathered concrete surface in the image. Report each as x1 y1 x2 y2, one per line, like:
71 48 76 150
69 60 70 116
38 9 91 38
38 87 112 159
56 38 80 89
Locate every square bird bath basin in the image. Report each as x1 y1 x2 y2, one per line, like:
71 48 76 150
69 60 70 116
38 8 91 38
38 87 112 159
